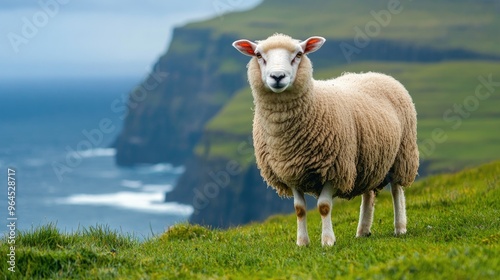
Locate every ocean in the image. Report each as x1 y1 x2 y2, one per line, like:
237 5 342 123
0 77 192 239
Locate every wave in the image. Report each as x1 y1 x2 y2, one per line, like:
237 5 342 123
120 181 173 193
136 163 185 175
55 191 193 215
69 148 116 159
142 184 174 193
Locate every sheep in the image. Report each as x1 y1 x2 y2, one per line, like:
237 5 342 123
232 33 419 246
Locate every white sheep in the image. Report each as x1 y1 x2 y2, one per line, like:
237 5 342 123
232 33 419 246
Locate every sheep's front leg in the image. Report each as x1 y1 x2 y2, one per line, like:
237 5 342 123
318 182 336 246
292 188 309 246
356 190 375 237
391 183 407 235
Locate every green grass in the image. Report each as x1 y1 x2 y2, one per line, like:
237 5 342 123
1 225 138 278
2 161 499 279
190 0 500 56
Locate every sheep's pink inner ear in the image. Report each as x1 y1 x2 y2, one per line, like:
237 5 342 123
301 37 326 54
232 40 257 57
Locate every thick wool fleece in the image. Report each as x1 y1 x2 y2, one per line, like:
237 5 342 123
248 40 419 199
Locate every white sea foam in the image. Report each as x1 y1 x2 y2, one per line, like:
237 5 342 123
142 184 174 193
55 191 193 215
69 148 116 158
137 163 185 175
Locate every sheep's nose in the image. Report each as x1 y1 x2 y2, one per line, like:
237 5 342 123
270 72 286 83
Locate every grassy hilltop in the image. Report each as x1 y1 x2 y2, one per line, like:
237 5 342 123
2 161 499 279
194 0 500 56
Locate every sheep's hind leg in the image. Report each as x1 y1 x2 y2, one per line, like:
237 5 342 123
292 188 310 246
318 182 336 246
356 190 375 237
391 183 407 235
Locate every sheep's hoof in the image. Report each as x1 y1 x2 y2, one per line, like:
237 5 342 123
321 235 336 247
297 236 310 246
356 231 372 238
394 228 407 236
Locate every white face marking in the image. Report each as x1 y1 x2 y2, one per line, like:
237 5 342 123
232 36 326 93
255 47 303 93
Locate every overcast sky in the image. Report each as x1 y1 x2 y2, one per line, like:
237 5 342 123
0 0 261 79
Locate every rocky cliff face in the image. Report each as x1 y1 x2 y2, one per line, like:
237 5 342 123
166 156 301 228
114 28 248 166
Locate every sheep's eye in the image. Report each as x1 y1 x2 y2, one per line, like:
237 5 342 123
255 53 262 59
291 52 303 65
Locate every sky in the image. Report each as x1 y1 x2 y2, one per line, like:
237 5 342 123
0 0 261 79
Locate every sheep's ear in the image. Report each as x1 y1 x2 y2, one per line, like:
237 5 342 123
232 39 258 57
300 36 326 54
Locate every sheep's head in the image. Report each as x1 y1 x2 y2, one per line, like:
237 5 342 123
232 34 325 93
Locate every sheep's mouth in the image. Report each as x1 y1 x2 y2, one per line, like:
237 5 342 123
268 83 288 93
269 86 287 93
